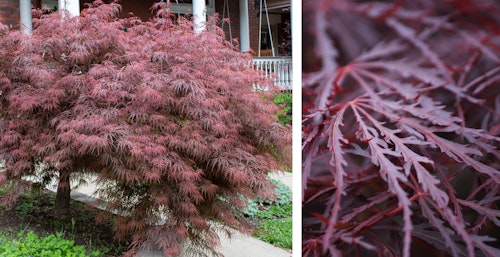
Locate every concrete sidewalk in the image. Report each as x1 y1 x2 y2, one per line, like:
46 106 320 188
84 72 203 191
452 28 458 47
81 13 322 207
136 227 292 257
46 171 293 257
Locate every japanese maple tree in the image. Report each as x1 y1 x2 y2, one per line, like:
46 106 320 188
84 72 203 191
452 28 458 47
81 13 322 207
303 1 500 257
0 1 291 256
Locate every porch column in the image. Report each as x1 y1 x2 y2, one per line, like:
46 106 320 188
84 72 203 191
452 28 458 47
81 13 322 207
58 0 80 17
20 0 32 34
193 0 206 33
239 0 250 52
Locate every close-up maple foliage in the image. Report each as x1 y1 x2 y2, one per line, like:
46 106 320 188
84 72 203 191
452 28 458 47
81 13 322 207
303 0 500 257
0 1 291 256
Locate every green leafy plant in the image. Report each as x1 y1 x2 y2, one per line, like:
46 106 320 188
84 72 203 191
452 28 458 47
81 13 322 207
255 203 292 219
71 218 76 240
242 198 260 217
0 231 102 257
254 218 292 250
13 191 43 215
269 179 292 205
242 177 292 216
241 177 292 249
0 186 126 256
273 91 292 125
14 201 35 215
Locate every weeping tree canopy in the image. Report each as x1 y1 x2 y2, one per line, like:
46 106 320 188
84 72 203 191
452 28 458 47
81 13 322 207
0 1 291 256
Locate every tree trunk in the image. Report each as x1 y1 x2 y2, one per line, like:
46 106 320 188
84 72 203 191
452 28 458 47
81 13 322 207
54 169 71 219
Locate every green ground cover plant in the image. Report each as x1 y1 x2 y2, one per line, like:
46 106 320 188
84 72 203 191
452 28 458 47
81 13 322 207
254 216 292 250
273 91 292 125
0 183 127 256
0 231 103 257
243 178 292 250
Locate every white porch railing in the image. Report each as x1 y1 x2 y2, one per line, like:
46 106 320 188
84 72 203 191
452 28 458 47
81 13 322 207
251 56 293 90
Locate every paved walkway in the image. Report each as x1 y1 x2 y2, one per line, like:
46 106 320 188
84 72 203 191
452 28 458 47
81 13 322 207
44 171 293 257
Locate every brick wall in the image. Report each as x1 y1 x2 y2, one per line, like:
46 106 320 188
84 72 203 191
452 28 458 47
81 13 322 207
0 0 19 29
248 0 260 53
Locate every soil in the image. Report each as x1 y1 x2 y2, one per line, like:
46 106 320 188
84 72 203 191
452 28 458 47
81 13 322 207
0 189 130 257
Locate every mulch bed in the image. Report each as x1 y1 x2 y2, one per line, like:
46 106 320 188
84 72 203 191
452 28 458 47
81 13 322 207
0 190 130 257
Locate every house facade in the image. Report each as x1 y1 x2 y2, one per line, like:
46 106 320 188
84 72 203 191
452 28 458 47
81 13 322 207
0 0 292 88
0 0 290 56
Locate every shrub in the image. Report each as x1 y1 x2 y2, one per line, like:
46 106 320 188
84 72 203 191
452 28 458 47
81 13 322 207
0 1 291 256
302 1 500 257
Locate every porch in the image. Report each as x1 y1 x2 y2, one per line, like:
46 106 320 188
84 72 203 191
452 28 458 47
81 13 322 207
251 56 292 90
15 0 293 89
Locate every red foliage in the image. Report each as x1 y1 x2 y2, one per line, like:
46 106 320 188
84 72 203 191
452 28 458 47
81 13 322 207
0 1 290 256
303 1 500 257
